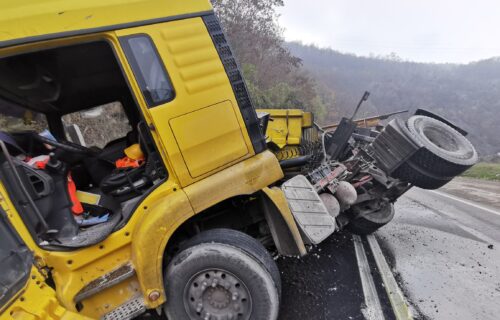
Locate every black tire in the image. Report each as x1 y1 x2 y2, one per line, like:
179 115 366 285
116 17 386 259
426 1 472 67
179 229 281 298
164 229 280 320
347 202 395 235
393 161 451 189
394 116 477 189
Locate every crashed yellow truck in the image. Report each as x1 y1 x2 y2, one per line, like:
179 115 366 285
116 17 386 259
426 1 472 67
0 0 478 319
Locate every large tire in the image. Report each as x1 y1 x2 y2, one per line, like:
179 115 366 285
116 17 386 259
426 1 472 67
393 161 450 189
347 202 395 235
164 229 280 320
394 115 477 189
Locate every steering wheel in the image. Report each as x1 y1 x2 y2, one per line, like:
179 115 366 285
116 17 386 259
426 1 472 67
31 132 97 155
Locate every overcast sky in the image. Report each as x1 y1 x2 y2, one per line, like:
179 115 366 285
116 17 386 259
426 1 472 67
278 0 500 64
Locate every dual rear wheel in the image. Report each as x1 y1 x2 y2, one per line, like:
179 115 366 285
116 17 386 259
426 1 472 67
348 115 478 235
394 115 478 189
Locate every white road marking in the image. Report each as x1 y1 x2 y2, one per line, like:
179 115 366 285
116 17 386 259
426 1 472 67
353 235 385 320
430 190 500 217
366 235 414 320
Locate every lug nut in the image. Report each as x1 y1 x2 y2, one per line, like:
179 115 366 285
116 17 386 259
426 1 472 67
196 303 203 313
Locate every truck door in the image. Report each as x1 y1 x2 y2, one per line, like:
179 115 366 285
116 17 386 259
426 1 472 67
115 17 257 187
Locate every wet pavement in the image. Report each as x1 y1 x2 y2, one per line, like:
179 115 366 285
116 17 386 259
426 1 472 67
377 187 500 320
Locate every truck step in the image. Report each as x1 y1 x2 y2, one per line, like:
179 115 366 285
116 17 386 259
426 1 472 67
75 263 135 303
282 175 336 244
101 297 146 320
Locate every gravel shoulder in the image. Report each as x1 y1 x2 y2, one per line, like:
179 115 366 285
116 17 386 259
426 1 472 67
440 177 500 210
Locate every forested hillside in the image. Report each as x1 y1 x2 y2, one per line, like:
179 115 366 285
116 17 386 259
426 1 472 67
212 0 499 158
287 43 500 157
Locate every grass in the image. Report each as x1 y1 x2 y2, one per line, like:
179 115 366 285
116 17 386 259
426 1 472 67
461 162 500 181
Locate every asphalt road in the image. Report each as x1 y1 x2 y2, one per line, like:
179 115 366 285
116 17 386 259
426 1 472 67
377 185 500 320
140 178 500 320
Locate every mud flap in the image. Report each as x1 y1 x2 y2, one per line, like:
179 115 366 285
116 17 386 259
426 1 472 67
281 175 336 244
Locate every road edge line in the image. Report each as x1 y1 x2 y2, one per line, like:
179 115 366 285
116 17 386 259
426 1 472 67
353 235 386 320
405 193 499 245
366 235 413 320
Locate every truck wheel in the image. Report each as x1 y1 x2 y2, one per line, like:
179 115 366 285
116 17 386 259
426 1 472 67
393 161 450 189
163 229 280 320
347 202 395 235
394 115 477 189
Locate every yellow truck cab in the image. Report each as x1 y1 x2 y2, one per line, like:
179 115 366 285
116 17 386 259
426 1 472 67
0 0 478 319
0 1 308 319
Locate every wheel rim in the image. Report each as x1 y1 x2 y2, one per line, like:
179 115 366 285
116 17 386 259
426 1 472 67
184 269 252 320
422 126 460 152
409 116 478 165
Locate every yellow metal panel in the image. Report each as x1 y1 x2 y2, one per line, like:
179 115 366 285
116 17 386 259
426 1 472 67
287 115 303 145
0 268 92 320
169 101 249 177
267 115 288 147
116 18 255 187
130 182 194 308
262 187 307 256
46 244 133 317
259 109 308 148
0 0 212 44
185 150 283 213
302 111 314 128
79 277 141 319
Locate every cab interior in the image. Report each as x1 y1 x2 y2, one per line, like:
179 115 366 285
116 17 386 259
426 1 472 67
0 40 167 249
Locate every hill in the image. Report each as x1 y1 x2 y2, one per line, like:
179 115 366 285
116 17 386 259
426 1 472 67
287 42 500 157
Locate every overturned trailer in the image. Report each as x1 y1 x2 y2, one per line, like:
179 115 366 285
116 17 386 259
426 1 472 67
259 106 478 238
